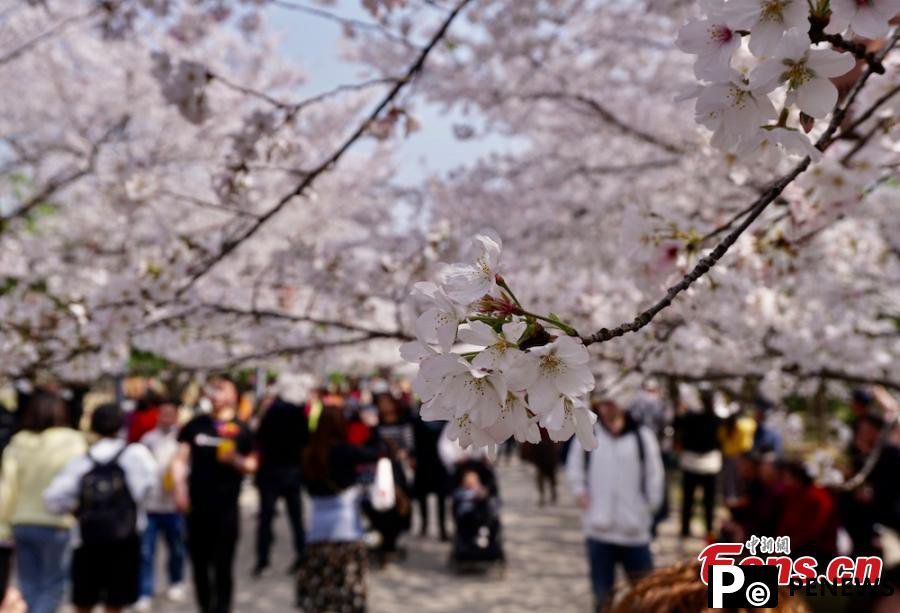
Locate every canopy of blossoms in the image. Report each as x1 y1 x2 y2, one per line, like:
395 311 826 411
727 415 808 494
1 0 898 448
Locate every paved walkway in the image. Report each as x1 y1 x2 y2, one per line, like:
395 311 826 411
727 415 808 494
143 459 700 612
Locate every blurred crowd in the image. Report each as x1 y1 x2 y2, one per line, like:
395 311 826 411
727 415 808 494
0 374 895 613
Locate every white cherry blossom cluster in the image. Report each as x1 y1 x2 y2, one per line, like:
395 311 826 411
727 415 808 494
676 0 896 160
150 52 211 125
400 231 599 451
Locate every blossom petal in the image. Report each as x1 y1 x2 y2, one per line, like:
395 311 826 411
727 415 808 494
554 363 596 397
574 406 599 451
807 48 855 78
457 320 498 347
553 336 590 365
527 378 561 415
797 78 838 118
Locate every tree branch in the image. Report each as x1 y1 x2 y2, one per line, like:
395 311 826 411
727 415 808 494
0 115 130 235
581 29 900 347
175 0 472 297
0 8 98 66
527 91 685 154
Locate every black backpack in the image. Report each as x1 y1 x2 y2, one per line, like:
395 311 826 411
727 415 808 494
77 446 138 545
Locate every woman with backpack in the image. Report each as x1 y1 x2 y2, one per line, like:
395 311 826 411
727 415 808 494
565 397 665 612
0 390 86 613
44 403 157 613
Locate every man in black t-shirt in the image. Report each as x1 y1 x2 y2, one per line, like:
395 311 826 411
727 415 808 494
173 376 256 613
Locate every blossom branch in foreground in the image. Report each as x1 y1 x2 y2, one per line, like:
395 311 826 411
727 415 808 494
402 232 598 450
580 28 900 347
175 0 472 297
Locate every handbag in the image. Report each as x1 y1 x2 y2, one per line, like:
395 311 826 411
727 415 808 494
369 457 396 512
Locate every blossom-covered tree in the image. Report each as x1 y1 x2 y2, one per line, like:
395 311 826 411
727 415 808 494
1 0 898 449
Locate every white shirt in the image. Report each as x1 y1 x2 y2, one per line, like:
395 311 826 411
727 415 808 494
565 423 665 546
44 437 157 545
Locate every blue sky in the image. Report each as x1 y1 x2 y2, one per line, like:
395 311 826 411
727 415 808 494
265 1 507 184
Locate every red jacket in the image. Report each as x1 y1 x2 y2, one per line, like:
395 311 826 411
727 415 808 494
127 407 159 444
777 484 837 555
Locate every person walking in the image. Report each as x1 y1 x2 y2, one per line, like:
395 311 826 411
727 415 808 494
297 406 380 612
675 387 722 540
135 400 187 610
718 405 756 505
367 393 413 564
173 376 256 613
521 427 561 506
44 403 157 613
0 390 87 613
253 392 308 577
566 398 664 611
412 413 449 540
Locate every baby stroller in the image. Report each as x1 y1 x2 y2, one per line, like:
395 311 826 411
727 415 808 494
448 459 505 574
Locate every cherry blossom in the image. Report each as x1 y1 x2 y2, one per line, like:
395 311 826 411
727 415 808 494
458 319 528 371
440 230 503 304
723 0 810 56
749 30 855 118
541 396 598 450
691 76 778 151
412 282 466 352
826 0 900 40
486 392 541 444
736 125 823 160
1 0 897 431
444 413 495 449
400 229 598 448
676 1 741 80
520 336 596 415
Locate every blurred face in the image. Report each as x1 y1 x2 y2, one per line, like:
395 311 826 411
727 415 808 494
208 379 238 414
758 460 778 483
461 470 482 491
157 403 178 429
376 395 398 422
597 401 624 432
854 420 879 455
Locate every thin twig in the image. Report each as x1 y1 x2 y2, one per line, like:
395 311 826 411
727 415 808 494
271 0 418 48
0 115 130 234
527 91 685 154
0 8 98 66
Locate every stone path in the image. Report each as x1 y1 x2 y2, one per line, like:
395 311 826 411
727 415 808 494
141 459 701 612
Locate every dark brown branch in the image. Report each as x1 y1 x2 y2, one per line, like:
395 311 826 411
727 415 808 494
195 304 413 340
197 335 394 371
581 29 900 347
528 91 685 154
175 0 472 297
841 117 891 164
210 73 399 113
0 115 130 234
841 83 900 138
